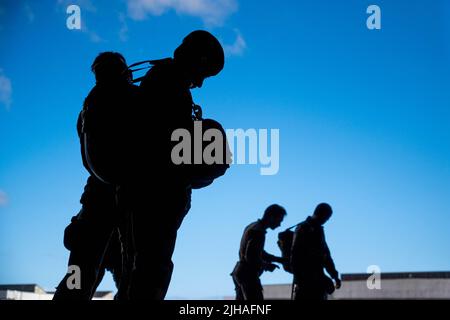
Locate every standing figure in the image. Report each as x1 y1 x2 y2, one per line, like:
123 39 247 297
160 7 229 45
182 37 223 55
53 52 137 300
290 203 341 300
122 30 226 300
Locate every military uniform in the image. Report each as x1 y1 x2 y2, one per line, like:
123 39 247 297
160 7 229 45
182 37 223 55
231 220 282 300
121 58 193 300
53 175 120 300
290 216 339 300
54 78 138 300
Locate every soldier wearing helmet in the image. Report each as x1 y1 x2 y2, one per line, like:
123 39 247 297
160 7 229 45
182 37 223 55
173 30 225 88
120 30 225 300
53 52 136 300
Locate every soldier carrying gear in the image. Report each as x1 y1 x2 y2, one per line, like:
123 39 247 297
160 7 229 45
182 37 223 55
290 203 342 300
174 29 225 87
53 52 136 300
231 204 287 300
120 30 227 300
81 52 140 185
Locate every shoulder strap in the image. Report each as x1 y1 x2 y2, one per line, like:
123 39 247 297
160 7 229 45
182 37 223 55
286 222 302 231
128 58 172 83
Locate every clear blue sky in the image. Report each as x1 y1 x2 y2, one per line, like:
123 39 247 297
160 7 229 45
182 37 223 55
1 0 450 299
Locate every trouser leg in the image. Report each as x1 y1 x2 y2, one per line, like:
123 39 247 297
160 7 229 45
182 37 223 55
127 214 180 300
53 205 116 300
232 275 245 301
53 252 102 300
293 282 327 301
126 187 191 300
240 277 264 301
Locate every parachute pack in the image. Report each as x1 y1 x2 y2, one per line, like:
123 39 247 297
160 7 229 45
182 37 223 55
277 223 301 273
79 54 230 188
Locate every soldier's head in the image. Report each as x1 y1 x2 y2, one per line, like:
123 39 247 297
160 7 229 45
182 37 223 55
91 51 130 83
174 30 225 89
262 204 287 230
312 203 333 225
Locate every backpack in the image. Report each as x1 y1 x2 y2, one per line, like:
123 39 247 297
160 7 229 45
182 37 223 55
79 81 137 185
80 58 230 187
277 223 301 273
132 59 231 189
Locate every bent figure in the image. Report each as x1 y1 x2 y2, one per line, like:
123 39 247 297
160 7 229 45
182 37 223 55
122 30 225 300
290 203 342 300
53 52 135 300
231 204 287 300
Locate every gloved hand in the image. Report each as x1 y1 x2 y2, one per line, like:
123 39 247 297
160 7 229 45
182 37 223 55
274 256 289 265
334 277 342 289
263 263 280 272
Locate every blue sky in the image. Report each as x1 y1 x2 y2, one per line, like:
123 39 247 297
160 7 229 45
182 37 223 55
1 0 450 299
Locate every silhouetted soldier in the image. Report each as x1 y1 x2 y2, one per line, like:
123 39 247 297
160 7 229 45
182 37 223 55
121 30 225 300
53 52 136 300
231 204 287 300
290 203 341 300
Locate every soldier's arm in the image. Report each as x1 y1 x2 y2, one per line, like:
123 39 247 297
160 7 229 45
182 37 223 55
262 250 284 264
324 242 339 280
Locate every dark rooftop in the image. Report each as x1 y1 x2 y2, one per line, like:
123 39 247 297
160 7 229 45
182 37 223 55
342 271 450 281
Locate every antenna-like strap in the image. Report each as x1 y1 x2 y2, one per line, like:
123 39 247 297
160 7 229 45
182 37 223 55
286 222 301 231
128 58 173 83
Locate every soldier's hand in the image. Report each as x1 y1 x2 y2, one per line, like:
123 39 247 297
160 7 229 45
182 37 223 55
280 258 290 269
278 257 289 265
273 256 286 264
335 278 342 289
264 263 280 272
